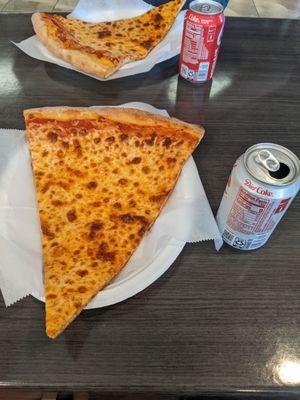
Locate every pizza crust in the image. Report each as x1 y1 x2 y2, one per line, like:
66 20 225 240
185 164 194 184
24 106 204 142
31 0 185 79
32 13 124 78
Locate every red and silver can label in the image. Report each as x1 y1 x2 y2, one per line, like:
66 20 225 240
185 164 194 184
179 0 225 83
217 143 300 250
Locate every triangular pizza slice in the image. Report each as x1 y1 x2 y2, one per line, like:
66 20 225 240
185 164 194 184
24 106 204 338
32 0 185 78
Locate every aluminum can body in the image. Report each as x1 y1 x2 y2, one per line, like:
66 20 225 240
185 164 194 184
216 143 300 250
179 0 225 83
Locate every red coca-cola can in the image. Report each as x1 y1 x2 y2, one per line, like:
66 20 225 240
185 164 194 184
179 0 225 83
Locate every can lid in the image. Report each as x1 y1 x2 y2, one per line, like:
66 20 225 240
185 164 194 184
190 0 223 15
244 143 300 186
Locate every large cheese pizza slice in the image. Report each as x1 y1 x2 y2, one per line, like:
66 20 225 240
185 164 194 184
24 106 204 338
31 0 185 79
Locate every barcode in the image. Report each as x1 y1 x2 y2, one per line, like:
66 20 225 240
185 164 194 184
222 229 234 243
181 64 188 78
197 61 209 81
181 64 194 80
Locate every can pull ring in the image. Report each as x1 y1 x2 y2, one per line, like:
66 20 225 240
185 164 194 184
255 150 280 172
200 4 211 12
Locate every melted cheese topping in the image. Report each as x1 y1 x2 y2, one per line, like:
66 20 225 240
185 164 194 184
41 0 184 60
24 107 203 338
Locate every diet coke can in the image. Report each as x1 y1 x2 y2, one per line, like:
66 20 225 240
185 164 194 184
179 0 225 83
216 143 300 250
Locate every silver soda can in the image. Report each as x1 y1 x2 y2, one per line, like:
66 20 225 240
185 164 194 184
216 143 300 250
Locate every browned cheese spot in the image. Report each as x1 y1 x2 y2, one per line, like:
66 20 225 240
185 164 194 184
52 200 63 206
141 39 153 50
41 223 55 239
78 286 87 293
142 166 150 174
105 136 115 143
118 178 128 185
145 132 157 146
120 134 128 142
163 137 172 148
73 169 83 177
149 193 169 202
87 181 97 189
46 293 57 300
154 12 163 23
119 214 149 235
98 30 111 38
88 221 103 240
131 157 142 164
62 141 69 149
74 301 82 308
47 131 58 142
73 139 82 156
66 210 77 222
167 157 177 163
76 269 89 278
96 242 116 262
80 128 88 136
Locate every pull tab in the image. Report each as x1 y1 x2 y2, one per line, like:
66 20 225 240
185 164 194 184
200 4 211 12
255 150 280 172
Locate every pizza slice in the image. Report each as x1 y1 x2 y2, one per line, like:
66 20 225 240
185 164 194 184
24 106 204 339
31 0 185 78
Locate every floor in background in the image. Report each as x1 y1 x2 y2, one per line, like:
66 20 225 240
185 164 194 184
0 0 300 18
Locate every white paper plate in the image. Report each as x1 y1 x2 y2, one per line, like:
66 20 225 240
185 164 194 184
31 159 201 310
32 238 184 309
0 102 221 308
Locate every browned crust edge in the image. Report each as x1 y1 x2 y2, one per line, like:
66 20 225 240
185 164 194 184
24 106 205 142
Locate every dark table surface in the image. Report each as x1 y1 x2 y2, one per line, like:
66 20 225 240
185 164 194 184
0 14 300 397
